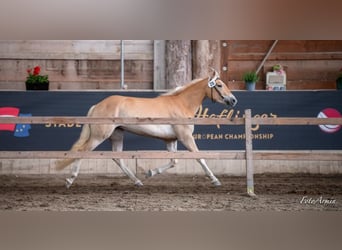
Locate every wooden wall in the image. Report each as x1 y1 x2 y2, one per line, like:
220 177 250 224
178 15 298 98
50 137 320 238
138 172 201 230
220 40 342 90
0 40 153 90
1 40 341 91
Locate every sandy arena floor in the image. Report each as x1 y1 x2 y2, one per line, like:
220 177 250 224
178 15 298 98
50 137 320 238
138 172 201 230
0 173 341 211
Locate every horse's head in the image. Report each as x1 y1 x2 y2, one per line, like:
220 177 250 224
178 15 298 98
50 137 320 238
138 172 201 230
206 68 237 107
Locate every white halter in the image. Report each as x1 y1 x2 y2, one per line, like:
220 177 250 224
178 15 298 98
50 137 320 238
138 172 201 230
208 75 219 88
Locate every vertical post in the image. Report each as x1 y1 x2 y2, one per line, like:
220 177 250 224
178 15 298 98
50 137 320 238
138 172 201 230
192 40 221 79
153 40 166 90
165 40 192 89
245 109 256 197
120 40 125 89
192 40 210 79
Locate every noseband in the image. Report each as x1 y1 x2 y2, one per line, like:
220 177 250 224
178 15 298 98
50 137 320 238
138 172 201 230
208 76 225 103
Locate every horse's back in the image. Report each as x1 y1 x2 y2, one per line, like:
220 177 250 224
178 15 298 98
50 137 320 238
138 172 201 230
92 94 175 118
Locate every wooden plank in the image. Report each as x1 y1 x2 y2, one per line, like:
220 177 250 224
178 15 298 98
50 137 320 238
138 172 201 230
50 81 153 90
221 81 337 91
0 59 153 83
0 40 154 60
1 150 341 161
228 40 274 56
0 151 246 160
272 41 342 53
253 151 342 161
80 60 153 81
228 52 342 61
252 117 342 126
0 52 153 60
228 40 342 60
0 116 246 125
0 81 154 91
1 116 342 126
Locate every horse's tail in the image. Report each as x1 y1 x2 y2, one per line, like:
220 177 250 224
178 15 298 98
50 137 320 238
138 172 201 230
54 105 95 171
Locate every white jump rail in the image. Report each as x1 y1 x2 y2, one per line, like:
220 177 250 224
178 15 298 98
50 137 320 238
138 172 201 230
1 109 342 197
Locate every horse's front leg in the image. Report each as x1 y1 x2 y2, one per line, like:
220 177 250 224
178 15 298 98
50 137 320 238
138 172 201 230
177 127 221 186
113 158 143 186
196 158 221 186
146 140 178 177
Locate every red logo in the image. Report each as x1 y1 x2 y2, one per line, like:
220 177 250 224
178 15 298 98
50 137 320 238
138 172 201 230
0 107 20 131
0 107 32 137
317 108 342 133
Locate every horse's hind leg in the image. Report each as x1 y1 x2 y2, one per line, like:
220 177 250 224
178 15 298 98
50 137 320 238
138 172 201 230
65 136 105 188
65 159 82 188
65 124 114 188
146 140 178 177
110 129 143 186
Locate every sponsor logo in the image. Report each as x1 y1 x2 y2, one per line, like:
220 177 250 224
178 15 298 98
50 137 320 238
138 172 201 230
317 108 342 133
0 107 32 137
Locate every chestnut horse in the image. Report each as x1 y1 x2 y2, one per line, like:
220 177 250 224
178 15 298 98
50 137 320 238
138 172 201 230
54 69 237 188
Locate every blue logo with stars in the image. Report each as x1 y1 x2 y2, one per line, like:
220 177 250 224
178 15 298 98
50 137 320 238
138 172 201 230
14 113 32 137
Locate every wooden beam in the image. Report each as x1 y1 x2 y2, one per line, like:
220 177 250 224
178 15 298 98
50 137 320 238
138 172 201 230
0 116 245 125
0 40 154 60
0 151 246 160
252 117 342 125
227 52 342 61
1 116 342 126
253 150 342 161
1 150 341 161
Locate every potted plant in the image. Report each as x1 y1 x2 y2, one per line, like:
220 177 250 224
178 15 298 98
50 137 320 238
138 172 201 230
25 66 49 90
272 64 285 75
243 71 259 91
336 68 342 90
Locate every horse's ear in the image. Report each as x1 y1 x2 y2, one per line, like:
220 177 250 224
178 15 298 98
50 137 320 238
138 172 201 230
209 67 219 78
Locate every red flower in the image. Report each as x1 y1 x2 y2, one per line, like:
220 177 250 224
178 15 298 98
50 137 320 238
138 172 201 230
33 66 41 76
25 65 49 84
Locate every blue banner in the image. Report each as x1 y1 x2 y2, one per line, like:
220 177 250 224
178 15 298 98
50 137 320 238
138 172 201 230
0 91 341 150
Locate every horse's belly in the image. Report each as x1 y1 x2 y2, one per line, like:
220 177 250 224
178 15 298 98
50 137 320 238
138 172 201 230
122 125 177 139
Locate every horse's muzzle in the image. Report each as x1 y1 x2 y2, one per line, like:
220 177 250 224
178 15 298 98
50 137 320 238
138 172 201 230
225 95 238 107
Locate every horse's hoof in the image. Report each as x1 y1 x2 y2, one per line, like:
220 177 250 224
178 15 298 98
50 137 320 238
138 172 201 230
146 169 155 178
135 180 143 187
65 178 73 189
212 179 222 187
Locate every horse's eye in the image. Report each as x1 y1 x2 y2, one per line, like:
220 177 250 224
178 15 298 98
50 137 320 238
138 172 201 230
217 84 223 88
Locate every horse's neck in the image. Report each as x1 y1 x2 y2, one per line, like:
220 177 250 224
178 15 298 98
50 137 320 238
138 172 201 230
177 79 207 116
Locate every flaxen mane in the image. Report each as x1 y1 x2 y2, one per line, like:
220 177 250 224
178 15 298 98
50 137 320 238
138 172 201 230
162 78 205 96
